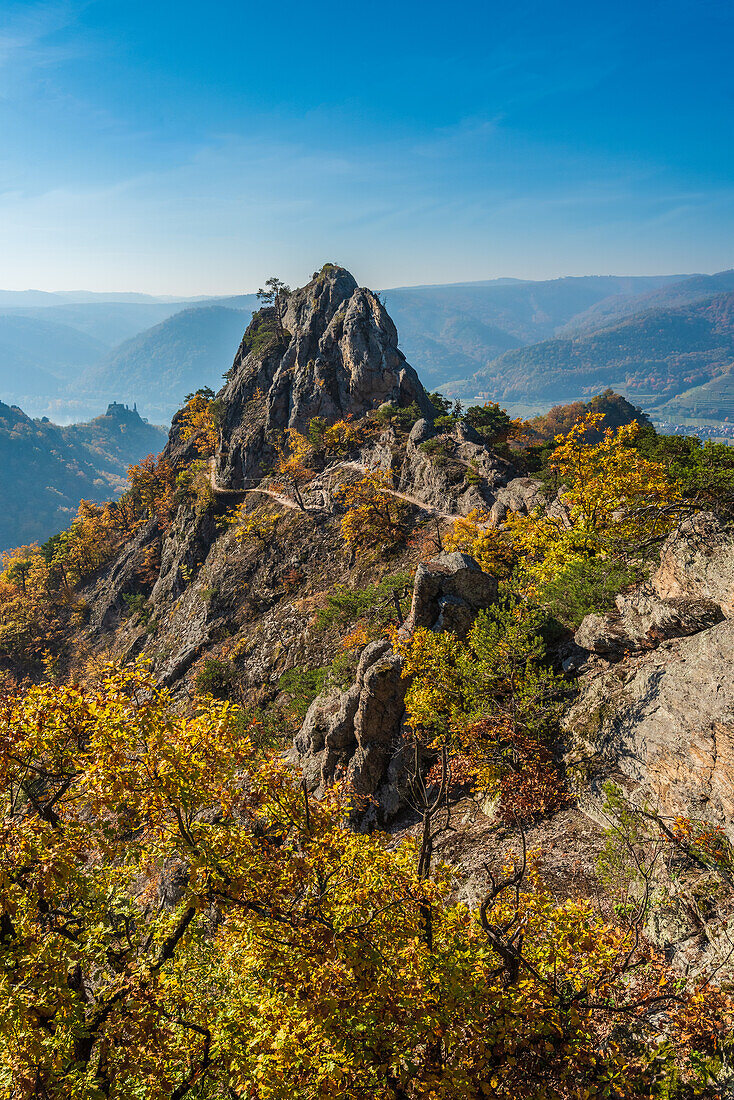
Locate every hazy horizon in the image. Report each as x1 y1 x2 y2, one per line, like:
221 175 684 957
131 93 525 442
0 268 719 300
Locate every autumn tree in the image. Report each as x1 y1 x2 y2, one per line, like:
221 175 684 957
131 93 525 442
0 546 59 668
333 468 410 555
179 387 222 457
0 662 729 1098
444 508 516 577
127 453 178 530
4 555 33 595
481 414 683 610
393 596 566 820
270 429 315 510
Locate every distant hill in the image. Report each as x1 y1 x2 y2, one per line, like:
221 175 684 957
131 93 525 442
76 306 253 423
561 270 734 336
9 272 734 427
0 315 108 403
0 402 167 550
382 274 684 388
0 289 207 307
1 293 260 349
2 302 200 348
448 292 734 407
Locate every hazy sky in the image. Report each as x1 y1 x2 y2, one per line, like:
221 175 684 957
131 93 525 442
1 0 733 294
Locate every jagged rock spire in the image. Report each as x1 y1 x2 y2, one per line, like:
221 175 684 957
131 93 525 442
215 264 435 485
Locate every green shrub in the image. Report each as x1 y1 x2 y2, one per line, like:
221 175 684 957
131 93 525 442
419 437 449 466
327 650 360 691
315 572 413 633
277 666 328 720
196 658 237 700
538 557 645 628
635 432 734 514
123 592 153 626
465 460 482 486
433 415 457 432
464 402 514 444
373 402 421 431
308 416 328 449
428 391 452 416
225 311 289 375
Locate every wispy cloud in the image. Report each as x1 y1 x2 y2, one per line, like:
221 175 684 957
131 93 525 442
0 2 87 89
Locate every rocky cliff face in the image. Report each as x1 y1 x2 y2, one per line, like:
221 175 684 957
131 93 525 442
216 265 435 485
74 265 524 706
565 513 734 837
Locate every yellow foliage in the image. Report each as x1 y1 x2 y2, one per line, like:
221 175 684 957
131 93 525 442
456 415 682 595
179 392 219 456
0 663 727 1096
236 508 279 544
392 625 466 742
271 431 315 508
444 509 516 577
340 620 369 649
322 417 365 454
549 412 680 541
333 469 408 555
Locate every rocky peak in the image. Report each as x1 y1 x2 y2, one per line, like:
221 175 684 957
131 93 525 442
282 264 358 334
215 264 435 485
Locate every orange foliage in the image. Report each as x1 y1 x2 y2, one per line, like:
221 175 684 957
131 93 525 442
127 453 177 530
179 391 220 456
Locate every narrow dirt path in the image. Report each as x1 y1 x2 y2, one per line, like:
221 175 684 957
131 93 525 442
208 457 307 513
317 460 462 522
209 455 471 525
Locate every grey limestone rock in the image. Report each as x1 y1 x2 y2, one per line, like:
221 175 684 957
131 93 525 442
408 417 435 446
574 590 724 655
652 512 734 615
291 553 498 823
489 477 545 524
217 266 435 485
565 618 734 836
405 552 498 635
573 516 732 658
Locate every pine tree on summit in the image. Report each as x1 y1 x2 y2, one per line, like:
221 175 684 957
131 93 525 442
257 276 291 340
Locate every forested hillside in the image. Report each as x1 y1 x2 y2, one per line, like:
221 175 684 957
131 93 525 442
0 314 107 402
75 306 253 422
562 268 734 334
383 273 681 388
451 291 734 405
0 401 166 548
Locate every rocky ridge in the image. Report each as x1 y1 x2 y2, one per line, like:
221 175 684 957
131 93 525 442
39 263 734 983
75 266 528 700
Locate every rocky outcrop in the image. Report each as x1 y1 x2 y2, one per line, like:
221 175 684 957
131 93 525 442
565 619 734 835
652 511 734 614
566 514 734 836
573 512 732 658
405 552 497 636
575 588 724 655
489 477 545 524
291 552 497 824
398 433 516 517
216 265 435 486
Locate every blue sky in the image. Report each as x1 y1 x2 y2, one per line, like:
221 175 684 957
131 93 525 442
0 0 732 293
